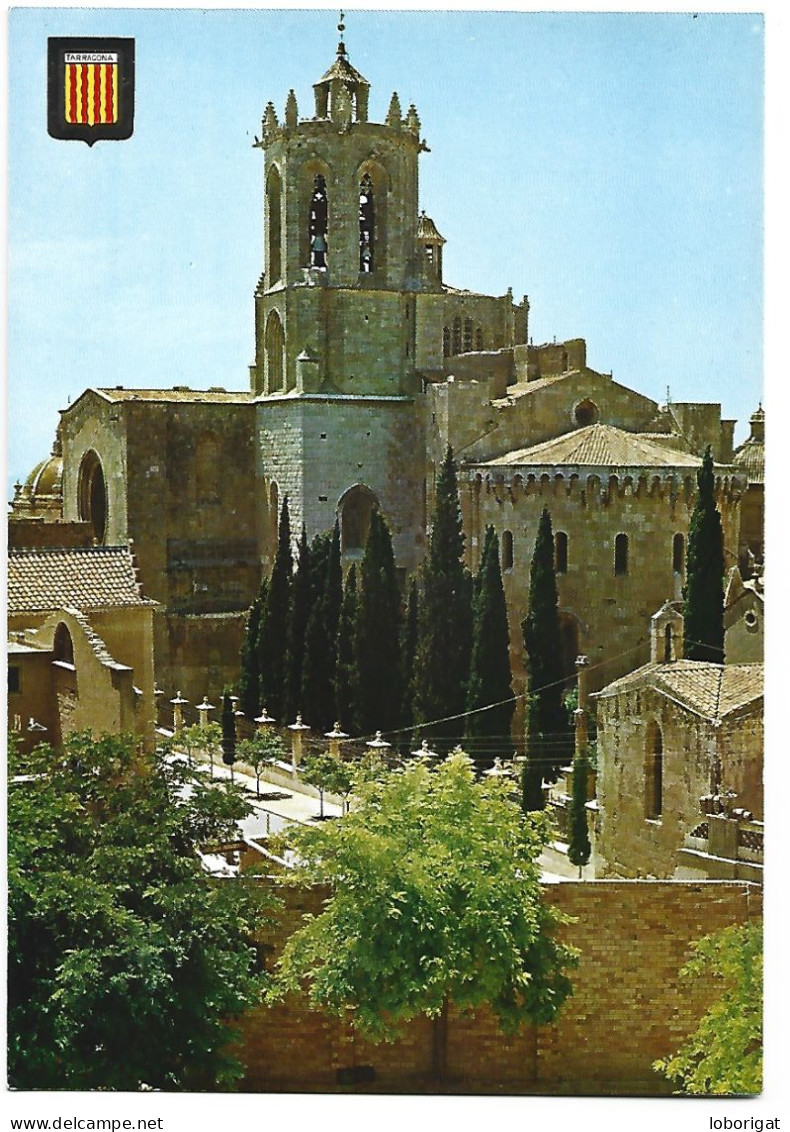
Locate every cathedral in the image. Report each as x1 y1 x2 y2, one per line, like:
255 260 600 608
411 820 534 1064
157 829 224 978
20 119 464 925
11 32 763 715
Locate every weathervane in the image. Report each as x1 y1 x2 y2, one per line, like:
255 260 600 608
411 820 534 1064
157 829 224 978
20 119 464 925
338 11 345 44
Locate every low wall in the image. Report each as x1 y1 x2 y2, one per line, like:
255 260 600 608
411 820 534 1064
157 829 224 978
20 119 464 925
237 878 761 1094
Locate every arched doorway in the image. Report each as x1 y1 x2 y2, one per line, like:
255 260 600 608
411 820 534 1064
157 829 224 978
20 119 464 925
339 484 379 555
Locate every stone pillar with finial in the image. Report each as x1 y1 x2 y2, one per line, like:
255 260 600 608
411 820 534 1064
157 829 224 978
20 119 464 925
325 722 348 758
288 713 310 771
366 731 391 755
170 692 188 735
255 705 276 731
411 738 439 763
197 696 215 730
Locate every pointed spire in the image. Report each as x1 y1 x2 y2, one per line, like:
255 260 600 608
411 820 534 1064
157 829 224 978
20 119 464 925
285 89 298 129
405 103 421 135
386 91 402 128
263 101 279 136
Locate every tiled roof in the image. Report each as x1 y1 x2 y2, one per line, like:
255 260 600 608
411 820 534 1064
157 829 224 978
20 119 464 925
482 423 707 470
596 661 763 721
8 545 157 613
93 388 255 405
417 213 446 243
733 437 764 484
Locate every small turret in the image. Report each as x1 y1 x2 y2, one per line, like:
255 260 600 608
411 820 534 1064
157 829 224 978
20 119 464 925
313 16 370 123
417 211 446 287
262 101 278 137
386 91 402 128
284 89 298 129
405 103 420 134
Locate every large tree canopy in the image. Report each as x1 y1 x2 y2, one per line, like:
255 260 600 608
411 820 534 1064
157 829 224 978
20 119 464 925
8 733 275 1091
270 751 576 1076
654 922 762 1095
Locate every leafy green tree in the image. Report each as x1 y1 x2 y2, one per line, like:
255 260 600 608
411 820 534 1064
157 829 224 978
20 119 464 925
334 563 358 733
413 445 473 747
237 730 287 797
7 732 276 1091
285 525 312 720
258 497 292 721
178 721 222 777
221 690 237 781
465 526 514 764
684 446 725 663
523 507 572 787
567 748 592 876
270 750 576 1080
238 587 265 719
654 922 762 1095
352 510 403 736
300 750 352 820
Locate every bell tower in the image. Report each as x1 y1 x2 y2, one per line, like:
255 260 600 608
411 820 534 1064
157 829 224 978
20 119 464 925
252 20 426 571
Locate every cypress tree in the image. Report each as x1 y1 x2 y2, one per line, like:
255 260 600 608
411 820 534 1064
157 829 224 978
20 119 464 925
258 498 292 722
399 576 419 741
300 530 339 734
523 507 572 787
353 510 403 736
465 526 514 765
413 445 473 747
684 446 725 663
334 564 358 733
567 749 592 877
238 586 264 719
520 727 545 813
285 526 311 721
325 519 343 644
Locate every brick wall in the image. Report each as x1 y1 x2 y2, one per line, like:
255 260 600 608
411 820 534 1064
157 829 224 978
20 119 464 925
236 877 760 1093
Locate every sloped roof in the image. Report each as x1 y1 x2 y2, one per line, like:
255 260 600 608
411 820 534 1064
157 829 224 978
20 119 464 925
317 53 369 88
417 213 446 244
91 388 254 405
733 437 764 484
8 546 157 613
595 661 763 721
482 423 706 470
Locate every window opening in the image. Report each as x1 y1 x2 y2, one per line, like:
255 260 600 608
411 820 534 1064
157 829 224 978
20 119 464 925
463 318 473 352
645 723 663 818
359 173 374 272
452 317 462 355
9 666 21 695
443 327 451 357
475 327 484 351
673 532 685 575
574 399 599 427
614 533 629 576
309 174 328 269
664 624 674 663
555 531 568 575
502 530 514 571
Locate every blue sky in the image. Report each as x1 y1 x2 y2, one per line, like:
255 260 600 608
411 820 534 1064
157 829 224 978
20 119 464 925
7 8 763 495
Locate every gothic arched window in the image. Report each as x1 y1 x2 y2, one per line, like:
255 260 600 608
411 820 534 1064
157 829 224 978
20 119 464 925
340 485 379 553
463 318 473 352
309 174 328 269
475 327 484 351
265 310 285 392
443 327 451 357
266 166 282 283
359 173 375 273
77 450 107 544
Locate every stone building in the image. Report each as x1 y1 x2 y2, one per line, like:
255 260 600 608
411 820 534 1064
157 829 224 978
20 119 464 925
593 615 763 879
11 32 759 713
7 545 158 752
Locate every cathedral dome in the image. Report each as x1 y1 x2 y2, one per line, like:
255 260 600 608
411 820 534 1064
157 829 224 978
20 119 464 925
733 406 764 485
11 427 64 520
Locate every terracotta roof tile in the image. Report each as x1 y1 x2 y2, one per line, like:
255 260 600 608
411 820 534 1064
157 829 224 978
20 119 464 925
8 545 157 613
596 661 762 721
482 423 710 470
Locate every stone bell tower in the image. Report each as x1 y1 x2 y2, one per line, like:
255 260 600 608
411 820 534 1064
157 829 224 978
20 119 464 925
252 21 427 571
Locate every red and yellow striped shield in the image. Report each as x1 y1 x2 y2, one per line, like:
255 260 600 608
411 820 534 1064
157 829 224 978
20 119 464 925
64 54 119 126
48 38 134 145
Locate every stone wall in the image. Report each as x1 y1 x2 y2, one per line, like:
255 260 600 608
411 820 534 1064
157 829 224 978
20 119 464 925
236 878 760 1093
595 686 763 879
